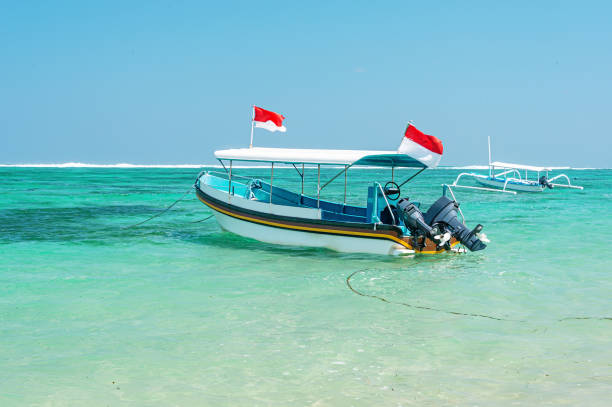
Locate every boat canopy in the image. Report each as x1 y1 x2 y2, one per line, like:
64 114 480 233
490 161 552 172
214 147 429 168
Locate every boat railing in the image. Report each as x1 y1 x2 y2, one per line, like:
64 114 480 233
197 170 263 201
205 170 255 183
442 184 466 225
374 182 396 226
195 170 207 187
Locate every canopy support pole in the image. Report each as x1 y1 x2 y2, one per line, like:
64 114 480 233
317 164 320 208
270 162 274 204
249 106 255 148
344 165 348 205
398 167 426 187
320 164 353 192
391 167 394 182
218 159 228 174
291 163 303 178
228 160 232 199
291 163 305 203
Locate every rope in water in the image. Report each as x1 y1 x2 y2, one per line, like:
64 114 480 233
346 269 611 323
558 317 612 322
190 214 214 223
122 186 197 229
346 269 517 321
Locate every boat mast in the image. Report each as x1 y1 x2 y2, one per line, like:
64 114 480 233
249 106 255 148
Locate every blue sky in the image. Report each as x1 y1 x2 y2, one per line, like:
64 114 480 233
1 1 610 166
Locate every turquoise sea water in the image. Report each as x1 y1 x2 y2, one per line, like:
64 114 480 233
1 167 611 406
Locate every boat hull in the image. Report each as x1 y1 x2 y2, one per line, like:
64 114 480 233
210 207 413 255
195 185 455 256
476 177 543 192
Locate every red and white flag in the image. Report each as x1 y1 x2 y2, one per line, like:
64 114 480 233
253 106 286 132
398 124 443 167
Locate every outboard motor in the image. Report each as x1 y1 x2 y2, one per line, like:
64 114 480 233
397 199 435 238
397 196 487 252
424 196 486 251
539 175 554 189
397 198 452 250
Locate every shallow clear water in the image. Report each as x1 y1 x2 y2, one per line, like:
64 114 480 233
1 167 611 406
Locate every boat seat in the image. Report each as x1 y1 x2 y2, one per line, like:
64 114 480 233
254 180 301 207
380 205 399 225
253 179 367 217
300 195 366 216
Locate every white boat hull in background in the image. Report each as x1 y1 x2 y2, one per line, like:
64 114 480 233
476 177 544 192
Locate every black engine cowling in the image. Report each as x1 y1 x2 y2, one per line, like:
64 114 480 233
397 196 486 252
539 175 554 189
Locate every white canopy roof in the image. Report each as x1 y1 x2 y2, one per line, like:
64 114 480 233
214 147 429 167
490 161 552 172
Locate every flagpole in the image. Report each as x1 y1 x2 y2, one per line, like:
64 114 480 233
249 106 255 148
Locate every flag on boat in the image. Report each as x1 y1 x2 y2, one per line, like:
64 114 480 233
253 106 286 132
398 124 443 168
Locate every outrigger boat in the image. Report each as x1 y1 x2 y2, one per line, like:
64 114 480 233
195 123 487 256
448 137 583 194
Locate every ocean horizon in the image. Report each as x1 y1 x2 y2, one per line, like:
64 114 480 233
0 162 606 170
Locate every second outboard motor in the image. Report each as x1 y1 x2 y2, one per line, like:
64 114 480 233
423 196 486 252
539 175 554 189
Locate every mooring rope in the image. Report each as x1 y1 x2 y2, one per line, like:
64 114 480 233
558 317 612 322
346 269 520 322
346 269 611 323
122 187 195 229
190 214 214 223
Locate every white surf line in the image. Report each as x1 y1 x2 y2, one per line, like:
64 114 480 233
1 163 608 170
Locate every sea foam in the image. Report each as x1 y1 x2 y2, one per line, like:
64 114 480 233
0 163 606 170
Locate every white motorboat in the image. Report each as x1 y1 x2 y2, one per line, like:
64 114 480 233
195 125 488 256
